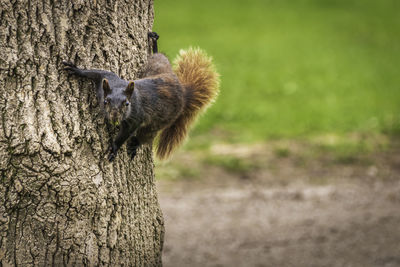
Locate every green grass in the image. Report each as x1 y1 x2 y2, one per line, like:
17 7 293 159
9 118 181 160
154 0 400 147
203 155 258 174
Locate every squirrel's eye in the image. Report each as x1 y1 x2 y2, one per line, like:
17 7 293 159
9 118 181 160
125 101 130 106
104 100 108 105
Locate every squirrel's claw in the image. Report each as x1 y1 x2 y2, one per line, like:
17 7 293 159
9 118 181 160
127 148 137 160
62 62 82 76
62 62 80 74
148 32 159 41
62 61 77 68
107 143 118 162
63 67 74 72
108 152 116 162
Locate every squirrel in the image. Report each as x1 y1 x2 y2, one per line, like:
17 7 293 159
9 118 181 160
63 32 219 162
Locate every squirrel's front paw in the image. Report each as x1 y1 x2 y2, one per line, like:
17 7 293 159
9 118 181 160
107 143 118 162
62 61 80 74
127 146 138 160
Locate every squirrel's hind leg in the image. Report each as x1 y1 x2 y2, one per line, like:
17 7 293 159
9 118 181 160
127 129 158 160
127 136 140 160
148 32 159 54
134 128 159 158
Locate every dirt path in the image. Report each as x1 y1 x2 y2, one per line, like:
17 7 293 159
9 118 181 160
157 144 400 267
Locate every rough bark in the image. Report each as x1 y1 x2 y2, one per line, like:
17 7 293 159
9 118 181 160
0 0 164 266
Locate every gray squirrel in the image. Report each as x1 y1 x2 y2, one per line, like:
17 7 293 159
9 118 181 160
63 32 219 162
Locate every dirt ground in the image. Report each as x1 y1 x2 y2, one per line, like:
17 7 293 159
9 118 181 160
157 142 400 267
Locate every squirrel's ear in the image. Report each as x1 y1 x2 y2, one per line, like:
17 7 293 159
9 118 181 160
125 81 135 99
103 79 111 96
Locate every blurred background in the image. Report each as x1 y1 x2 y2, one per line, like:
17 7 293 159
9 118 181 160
153 0 400 266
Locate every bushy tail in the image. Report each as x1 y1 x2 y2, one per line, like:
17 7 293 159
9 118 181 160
156 47 220 159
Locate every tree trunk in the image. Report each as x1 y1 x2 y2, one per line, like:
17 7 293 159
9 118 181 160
0 0 164 266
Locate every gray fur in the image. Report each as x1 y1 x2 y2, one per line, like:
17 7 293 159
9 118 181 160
63 54 184 161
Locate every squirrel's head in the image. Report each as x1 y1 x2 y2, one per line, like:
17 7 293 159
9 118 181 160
103 79 135 126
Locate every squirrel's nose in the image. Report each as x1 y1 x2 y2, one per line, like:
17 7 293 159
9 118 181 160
111 110 119 123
